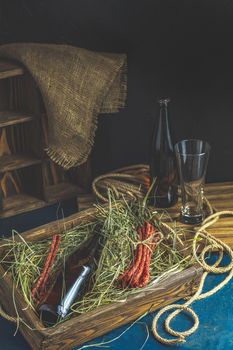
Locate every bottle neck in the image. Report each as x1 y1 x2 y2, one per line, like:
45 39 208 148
155 100 173 150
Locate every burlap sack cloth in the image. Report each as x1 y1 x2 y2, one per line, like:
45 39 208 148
0 43 127 169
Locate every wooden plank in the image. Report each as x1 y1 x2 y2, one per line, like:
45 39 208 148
44 182 84 203
0 111 34 128
0 193 46 218
205 182 233 191
0 182 83 218
206 193 233 201
13 206 99 241
0 154 41 172
0 61 24 80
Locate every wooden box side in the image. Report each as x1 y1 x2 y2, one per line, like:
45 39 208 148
43 266 202 350
20 206 98 242
0 264 49 349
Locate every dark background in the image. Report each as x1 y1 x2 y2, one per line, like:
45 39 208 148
1 0 233 182
0 3 233 349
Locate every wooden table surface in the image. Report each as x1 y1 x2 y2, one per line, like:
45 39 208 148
164 181 233 247
78 181 233 247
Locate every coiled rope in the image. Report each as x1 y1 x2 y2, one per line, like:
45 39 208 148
152 210 233 344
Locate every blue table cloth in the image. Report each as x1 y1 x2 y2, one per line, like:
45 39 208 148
1 204 232 350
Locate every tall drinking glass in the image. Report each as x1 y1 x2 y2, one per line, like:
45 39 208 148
175 139 210 224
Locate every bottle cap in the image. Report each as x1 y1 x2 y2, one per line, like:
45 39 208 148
158 98 170 105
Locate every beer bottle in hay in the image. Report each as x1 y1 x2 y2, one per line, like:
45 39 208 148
39 234 100 325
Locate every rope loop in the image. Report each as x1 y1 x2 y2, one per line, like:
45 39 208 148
152 304 199 344
152 210 233 345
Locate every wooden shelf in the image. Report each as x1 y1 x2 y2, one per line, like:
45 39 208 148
0 183 81 218
0 194 45 218
45 182 83 203
0 154 41 173
0 111 34 128
0 61 24 80
0 58 91 218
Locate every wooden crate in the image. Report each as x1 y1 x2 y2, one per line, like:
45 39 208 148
0 206 203 350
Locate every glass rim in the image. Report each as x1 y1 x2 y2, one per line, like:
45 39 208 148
175 139 211 156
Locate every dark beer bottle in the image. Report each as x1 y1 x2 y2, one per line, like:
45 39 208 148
39 235 100 324
149 98 178 207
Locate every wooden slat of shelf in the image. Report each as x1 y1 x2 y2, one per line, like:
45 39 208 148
45 182 83 203
0 154 41 173
0 61 24 80
0 194 45 218
0 111 34 127
0 183 81 218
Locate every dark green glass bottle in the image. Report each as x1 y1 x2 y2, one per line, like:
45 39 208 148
149 98 178 208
